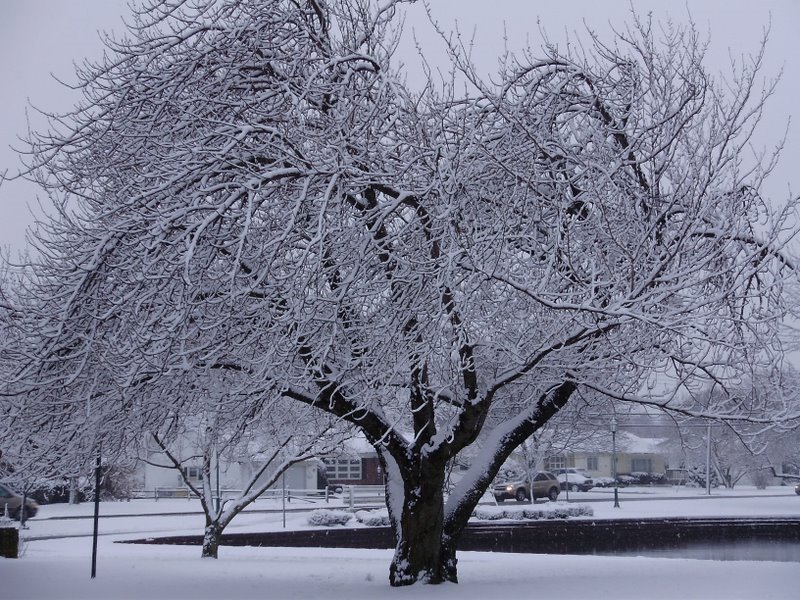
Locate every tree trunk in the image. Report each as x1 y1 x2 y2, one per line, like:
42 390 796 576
202 521 222 558
69 477 80 505
389 464 453 586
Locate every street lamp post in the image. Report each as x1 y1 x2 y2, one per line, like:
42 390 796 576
214 444 221 514
91 445 101 578
706 421 712 496
611 418 620 508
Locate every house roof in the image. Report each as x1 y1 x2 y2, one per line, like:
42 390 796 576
618 432 667 453
568 431 667 455
336 434 377 457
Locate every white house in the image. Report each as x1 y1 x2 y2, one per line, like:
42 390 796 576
545 431 670 480
136 433 321 497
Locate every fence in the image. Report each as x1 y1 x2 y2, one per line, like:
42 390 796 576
134 487 334 503
131 485 386 508
341 485 386 509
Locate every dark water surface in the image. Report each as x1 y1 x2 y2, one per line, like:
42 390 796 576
122 516 800 564
603 539 800 562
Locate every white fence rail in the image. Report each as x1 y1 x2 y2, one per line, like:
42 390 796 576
341 485 386 509
131 485 387 508
134 487 329 502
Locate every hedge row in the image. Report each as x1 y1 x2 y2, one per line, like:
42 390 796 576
308 504 593 527
473 504 593 521
307 508 392 527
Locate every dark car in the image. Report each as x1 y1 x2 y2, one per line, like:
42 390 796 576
0 483 39 520
493 471 560 502
795 482 800 495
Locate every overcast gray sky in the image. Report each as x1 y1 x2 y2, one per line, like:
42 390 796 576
1 0 798 253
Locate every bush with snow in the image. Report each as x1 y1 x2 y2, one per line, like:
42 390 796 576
502 508 526 520
473 507 506 520
354 509 391 527
629 472 668 485
307 509 352 527
686 466 720 489
472 503 593 521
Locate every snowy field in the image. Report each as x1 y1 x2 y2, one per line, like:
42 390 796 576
2 486 798 599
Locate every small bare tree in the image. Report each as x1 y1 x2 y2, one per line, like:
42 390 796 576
142 373 349 558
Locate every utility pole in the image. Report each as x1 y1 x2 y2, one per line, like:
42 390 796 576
214 443 221 515
91 447 101 578
706 422 712 496
612 418 620 508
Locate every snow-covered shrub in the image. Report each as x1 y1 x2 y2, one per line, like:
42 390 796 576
526 504 593 519
100 465 139 500
355 509 390 527
629 472 668 485
521 507 548 520
571 505 593 517
549 505 572 519
473 507 505 520
686 466 720 489
469 504 594 521
307 509 352 527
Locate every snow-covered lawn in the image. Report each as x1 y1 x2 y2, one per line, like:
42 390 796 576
2 486 798 599
5 539 797 600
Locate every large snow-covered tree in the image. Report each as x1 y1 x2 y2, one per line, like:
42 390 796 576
7 0 800 586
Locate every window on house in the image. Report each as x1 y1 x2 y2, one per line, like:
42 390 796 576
586 456 598 471
545 456 566 471
631 458 652 473
324 458 362 481
184 466 203 481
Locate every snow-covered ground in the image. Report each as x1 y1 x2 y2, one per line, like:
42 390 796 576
2 486 798 599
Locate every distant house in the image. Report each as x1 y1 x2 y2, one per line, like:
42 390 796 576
545 432 669 479
321 435 384 487
137 433 321 496
138 432 388 496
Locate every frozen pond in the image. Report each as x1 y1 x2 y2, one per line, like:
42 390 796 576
607 539 800 562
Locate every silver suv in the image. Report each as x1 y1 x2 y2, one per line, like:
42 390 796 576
493 471 560 502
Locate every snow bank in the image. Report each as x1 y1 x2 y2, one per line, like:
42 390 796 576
2 537 797 600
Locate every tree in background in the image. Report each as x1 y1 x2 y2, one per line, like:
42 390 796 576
142 371 349 558
670 375 800 488
0 257 104 511
5 0 800 587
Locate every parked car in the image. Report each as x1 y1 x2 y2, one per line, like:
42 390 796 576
0 483 39 520
616 474 636 486
795 482 800 495
553 468 594 492
493 471 560 502
593 476 615 488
